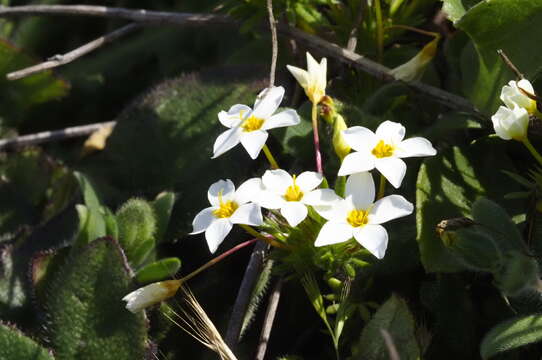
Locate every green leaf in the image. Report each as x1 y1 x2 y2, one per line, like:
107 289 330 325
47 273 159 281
152 191 176 243
481 314 542 359
45 237 147 360
352 295 420 360
441 0 466 23
0 323 54 360
0 38 68 126
135 257 181 284
73 172 106 246
416 139 522 273
457 0 542 113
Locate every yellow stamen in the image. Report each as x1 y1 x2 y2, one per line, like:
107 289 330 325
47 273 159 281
346 209 369 228
283 175 304 202
241 115 265 132
371 140 395 158
213 191 238 218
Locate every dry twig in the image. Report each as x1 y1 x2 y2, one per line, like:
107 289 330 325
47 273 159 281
255 278 283 360
7 23 141 80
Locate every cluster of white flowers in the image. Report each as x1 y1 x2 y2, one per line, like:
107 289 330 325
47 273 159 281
492 79 537 141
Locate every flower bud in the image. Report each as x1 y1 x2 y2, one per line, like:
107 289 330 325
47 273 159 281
122 279 182 313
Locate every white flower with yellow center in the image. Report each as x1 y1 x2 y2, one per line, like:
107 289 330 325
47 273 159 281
256 169 335 227
314 172 413 259
338 121 436 188
212 86 300 159
191 179 263 253
123 279 181 313
501 79 537 114
286 52 327 104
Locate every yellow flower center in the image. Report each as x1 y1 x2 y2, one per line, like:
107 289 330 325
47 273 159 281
212 191 238 218
371 140 395 158
283 175 304 202
346 209 369 228
241 115 265 132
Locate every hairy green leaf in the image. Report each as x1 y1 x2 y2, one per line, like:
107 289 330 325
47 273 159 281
0 323 54 360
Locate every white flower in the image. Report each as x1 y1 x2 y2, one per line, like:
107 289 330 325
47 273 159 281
390 37 439 82
314 172 413 259
122 280 181 313
338 121 436 188
255 169 335 227
213 86 300 159
491 105 529 141
286 52 327 104
191 179 263 253
501 79 537 114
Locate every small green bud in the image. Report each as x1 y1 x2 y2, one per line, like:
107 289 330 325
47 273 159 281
327 277 343 292
326 303 340 314
332 114 351 161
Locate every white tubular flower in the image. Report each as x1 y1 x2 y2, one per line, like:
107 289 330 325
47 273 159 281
256 169 336 227
191 179 263 253
286 52 327 104
123 279 181 313
338 121 436 188
213 86 300 159
390 36 439 82
491 105 529 141
501 79 537 114
314 172 413 259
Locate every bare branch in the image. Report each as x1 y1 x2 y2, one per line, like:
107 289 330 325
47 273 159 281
380 329 401 360
266 0 278 87
0 121 116 150
346 1 365 52
497 49 524 80
225 241 269 349
7 23 141 80
255 278 283 360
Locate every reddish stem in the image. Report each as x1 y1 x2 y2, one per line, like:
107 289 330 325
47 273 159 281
312 101 323 174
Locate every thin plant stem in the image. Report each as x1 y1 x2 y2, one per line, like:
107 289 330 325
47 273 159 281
180 239 258 283
522 137 542 167
377 174 386 200
374 0 384 62
262 144 280 169
239 224 290 250
312 101 324 174
266 0 278 88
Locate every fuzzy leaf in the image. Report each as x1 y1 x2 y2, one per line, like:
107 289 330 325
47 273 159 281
0 323 54 360
45 237 147 360
152 191 176 243
73 172 106 246
352 295 419 360
481 314 542 359
135 257 181 284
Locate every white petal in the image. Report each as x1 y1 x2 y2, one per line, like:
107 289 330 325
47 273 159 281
345 172 375 209
280 201 308 227
205 218 232 253
263 109 300 130
375 157 406 188
262 169 293 195
235 177 264 205
256 191 285 209
501 79 536 111
342 126 377 152
314 221 353 246
491 106 514 140
212 128 241 159
302 188 342 207
395 137 436 158
338 151 375 176
491 105 529 141
375 121 406 144
123 280 180 313
190 207 216 234
230 203 263 226
353 224 388 259
307 52 320 79
296 171 323 192
286 65 309 88
318 57 327 92
218 104 251 128
369 195 413 224
310 195 350 221
252 86 284 119
208 179 236 206
240 130 269 159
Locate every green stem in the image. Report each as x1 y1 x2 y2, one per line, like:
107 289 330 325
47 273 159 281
180 238 258 282
262 144 280 169
522 137 542 167
312 101 324 174
377 174 386 200
374 0 384 62
239 224 290 250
